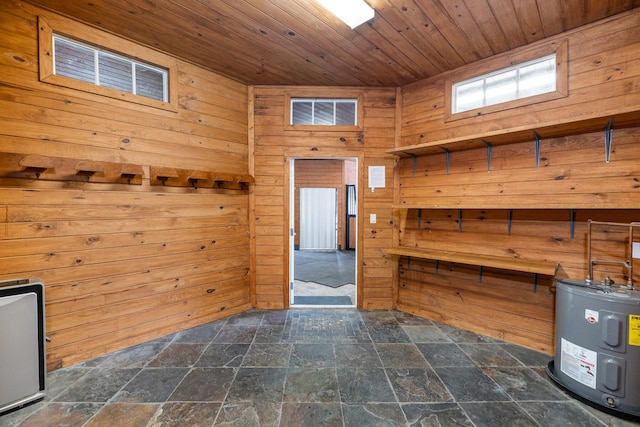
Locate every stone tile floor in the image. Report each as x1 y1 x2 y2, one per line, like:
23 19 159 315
1 309 639 427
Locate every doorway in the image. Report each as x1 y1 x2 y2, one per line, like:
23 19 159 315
289 158 357 307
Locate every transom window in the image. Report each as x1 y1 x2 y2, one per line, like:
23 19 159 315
453 54 557 114
290 98 357 126
52 34 168 102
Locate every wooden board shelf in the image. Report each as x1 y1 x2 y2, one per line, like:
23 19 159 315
388 112 640 158
385 247 558 276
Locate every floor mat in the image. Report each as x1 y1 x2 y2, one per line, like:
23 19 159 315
293 296 353 305
294 250 355 287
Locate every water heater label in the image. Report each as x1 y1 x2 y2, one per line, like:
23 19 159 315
629 315 640 346
560 338 597 389
584 309 598 324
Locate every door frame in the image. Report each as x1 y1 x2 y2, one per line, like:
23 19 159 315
286 156 360 308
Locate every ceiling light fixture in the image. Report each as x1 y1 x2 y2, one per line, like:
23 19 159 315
315 0 375 29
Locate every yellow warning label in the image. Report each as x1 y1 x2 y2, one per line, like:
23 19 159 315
630 315 640 346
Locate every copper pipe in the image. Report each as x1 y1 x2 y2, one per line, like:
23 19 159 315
587 220 640 289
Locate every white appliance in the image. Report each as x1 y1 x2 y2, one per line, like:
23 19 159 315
0 279 46 414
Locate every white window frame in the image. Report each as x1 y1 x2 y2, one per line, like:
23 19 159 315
452 54 556 114
444 40 568 123
290 98 358 126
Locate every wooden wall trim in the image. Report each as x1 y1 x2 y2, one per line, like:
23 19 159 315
248 85 257 308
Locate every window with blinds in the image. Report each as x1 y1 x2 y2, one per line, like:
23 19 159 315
53 35 168 102
290 98 357 126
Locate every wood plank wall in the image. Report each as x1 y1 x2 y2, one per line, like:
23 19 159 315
251 87 396 309
393 10 640 354
0 1 251 370
400 9 640 147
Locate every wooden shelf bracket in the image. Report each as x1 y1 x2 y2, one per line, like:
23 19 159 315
74 161 104 181
154 168 179 186
120 164 144 185
18 155 56 179
236 174 255 190
188 170 210 189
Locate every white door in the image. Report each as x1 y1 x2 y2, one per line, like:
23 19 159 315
300 188 337 250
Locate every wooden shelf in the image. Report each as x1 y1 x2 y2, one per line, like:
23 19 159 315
384 247 558 276
388 112 640 157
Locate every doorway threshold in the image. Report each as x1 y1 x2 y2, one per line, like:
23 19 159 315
293 295 353 306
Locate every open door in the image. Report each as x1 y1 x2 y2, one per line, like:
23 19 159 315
289 159 296 306
289 158 357 307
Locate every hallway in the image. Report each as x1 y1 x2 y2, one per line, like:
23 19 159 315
1 309 635 426
293 250 356 306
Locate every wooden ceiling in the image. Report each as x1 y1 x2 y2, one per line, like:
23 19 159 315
26 0 640 87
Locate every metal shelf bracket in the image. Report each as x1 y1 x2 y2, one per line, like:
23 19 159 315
440 147 451 175
409 153 417 177
482 140 492 172
533 131 542 168
604 118 614 163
